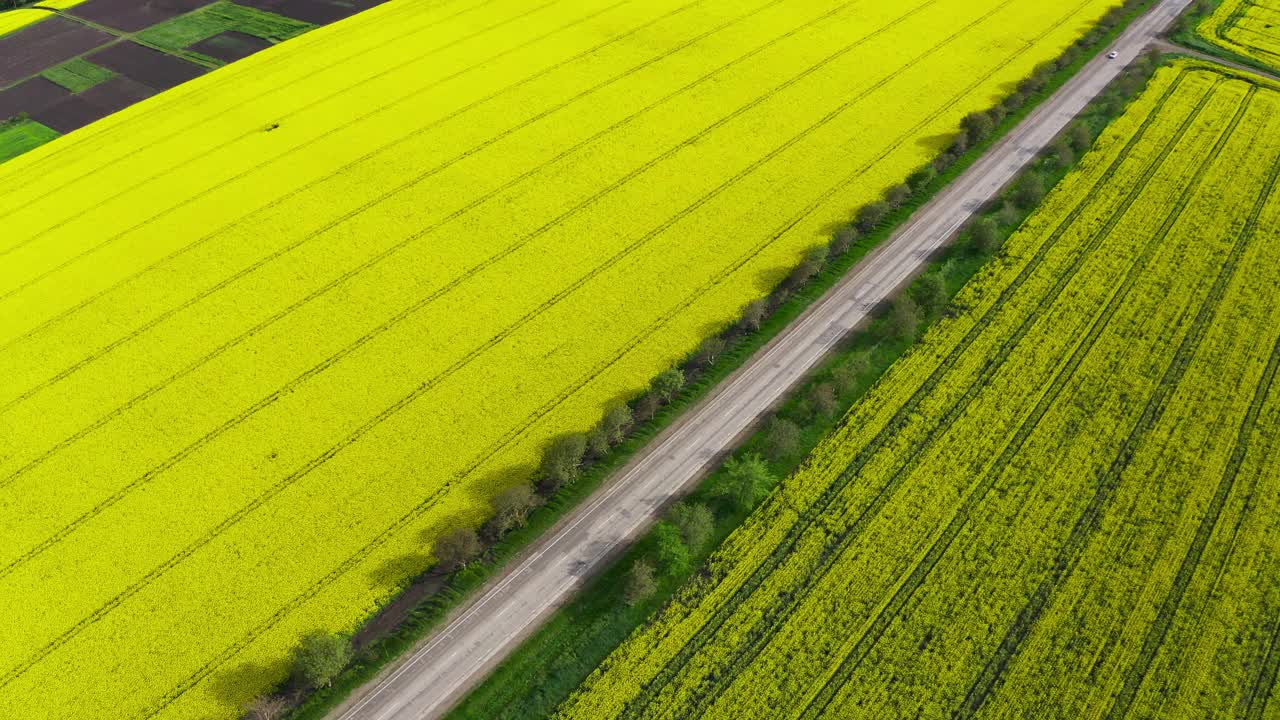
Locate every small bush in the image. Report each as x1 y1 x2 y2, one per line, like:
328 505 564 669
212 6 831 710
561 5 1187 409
537 434 587 494
889 295 922 342
650 521 690 578
434 528 482 573
855 201 890 232
914 273 948 317
969 217 1001 255
668 502 715 554
652 368 685 403
623 560 656 606
762 417 801 462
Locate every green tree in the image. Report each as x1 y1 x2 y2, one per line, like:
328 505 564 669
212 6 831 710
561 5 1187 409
914 273 948 317
633 392 662 423
1013 174 1046 209
653 368 685 403
537 434 587 494
651 521 690 577
829 227 858 256
856 201 890 232
785 247 827 290
247 696 289 720
808 382 839 419
961 110 995 144
738 298 767 334
434 527 482 572
623 559 656 606
831 352 870 395
291 632 351 689
890 295 922 342
907 165 936 193
599 401 632 445
762 417 801 462
691 336 727 368
715 453 774 511
1067 122 1093 154
668 502 715 553
1045 138 1074 170
969 217 1001 255
586 425 611 460
482 483 541 542
885 183 912 209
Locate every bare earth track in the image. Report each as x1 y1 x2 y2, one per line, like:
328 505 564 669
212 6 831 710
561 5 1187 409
329 0 1197 718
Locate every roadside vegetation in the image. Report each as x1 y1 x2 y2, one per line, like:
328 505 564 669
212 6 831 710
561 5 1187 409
446 43 1176 720
559 58 1280 720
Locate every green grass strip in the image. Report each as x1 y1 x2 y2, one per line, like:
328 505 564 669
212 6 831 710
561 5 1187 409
0 118 59 164
41 57 115 93
136 0 312 61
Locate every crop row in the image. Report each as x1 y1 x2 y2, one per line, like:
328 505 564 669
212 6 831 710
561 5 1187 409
556 63 1280 720
1197 0 1280 70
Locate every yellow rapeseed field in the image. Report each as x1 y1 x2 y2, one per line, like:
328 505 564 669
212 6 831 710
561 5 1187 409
0 8 51 35
557 61 1280 720
0 0 1125 717
0 0 88 36
1198 0 1280 70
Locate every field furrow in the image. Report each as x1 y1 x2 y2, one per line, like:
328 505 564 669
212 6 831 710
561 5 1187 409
555 61 1280 720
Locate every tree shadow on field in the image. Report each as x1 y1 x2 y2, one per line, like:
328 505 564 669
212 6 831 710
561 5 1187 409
752 263 792 295
354 465 526 648
366 550 434 593
916 131 959 154
207 657 287 707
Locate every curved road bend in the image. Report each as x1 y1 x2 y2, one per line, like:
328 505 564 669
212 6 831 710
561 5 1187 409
332 0 1192 717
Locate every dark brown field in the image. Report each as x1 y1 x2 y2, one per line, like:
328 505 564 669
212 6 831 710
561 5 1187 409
188 29 272 62
0 16 112 86
87 41 206 90
234 0 379 25
29 75 155 131
0 76 70 119
66 0 217 32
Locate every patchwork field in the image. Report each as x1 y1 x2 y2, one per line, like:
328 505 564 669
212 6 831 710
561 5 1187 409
557 62 1280 720
1198 0 1280 70
0 0 1130 717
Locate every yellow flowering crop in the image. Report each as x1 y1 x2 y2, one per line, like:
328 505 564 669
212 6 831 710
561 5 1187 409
0 8 52 36
1197 0 1280 71
555 62 1280 720
0 0 1128 717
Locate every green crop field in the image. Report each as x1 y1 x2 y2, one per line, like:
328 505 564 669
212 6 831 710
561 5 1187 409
557 61 1280 720
41 58 115 93
0 119 59 164
136 1 313 59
